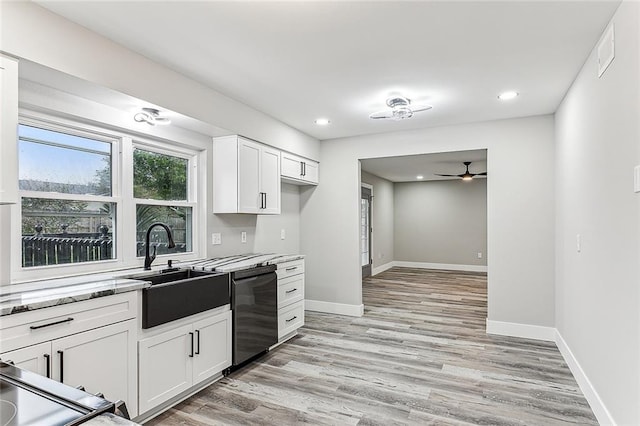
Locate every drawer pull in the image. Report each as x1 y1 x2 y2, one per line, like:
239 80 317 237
285 288 298 294
285 267 298 271
30 317 74 330
285 316 298 323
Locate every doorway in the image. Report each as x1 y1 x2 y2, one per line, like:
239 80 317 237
361 185 372 278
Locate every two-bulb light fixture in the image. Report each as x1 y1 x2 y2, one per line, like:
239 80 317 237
134 108 171 126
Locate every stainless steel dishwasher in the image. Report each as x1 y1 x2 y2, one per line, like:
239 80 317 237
230 264 278 368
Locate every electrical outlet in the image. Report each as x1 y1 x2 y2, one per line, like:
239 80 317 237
212 233 221 245
477 252 482 259
280 229 286 240
241 231 247 243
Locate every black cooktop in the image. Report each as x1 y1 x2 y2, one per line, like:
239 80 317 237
0 362 115 425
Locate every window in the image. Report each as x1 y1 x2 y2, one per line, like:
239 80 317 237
133 147 195 258
18 122 117 268
16 114 202 277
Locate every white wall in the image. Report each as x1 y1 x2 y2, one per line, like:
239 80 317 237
360 171 394 272
301 115 555 326
394 179 487 268
0 2 319 160
555 1 639 424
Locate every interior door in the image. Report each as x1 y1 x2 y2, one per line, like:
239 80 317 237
361 186 372 278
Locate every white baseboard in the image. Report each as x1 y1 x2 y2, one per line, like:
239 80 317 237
555 330 615 426
485 319 556 341
372 261 394 276
305 299 364 317
393 261 487 273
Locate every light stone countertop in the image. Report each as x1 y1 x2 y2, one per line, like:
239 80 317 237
0 253 304 316
0 277 150 317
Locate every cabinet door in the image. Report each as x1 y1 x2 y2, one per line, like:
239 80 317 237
138 324 193 415
302 160 319 184
1 342 52 378
237 138 261 213
0 55 18 205
260 146 281 214
52 320 138 417
192 311 231 385
281 153 303 180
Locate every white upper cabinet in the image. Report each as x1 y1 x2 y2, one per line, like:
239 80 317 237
213 135 281 214
0 55 19 204
281 151 319 185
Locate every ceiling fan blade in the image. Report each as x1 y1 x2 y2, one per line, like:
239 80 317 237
434 173 458 177
476 172 487 176
369 110 394 119
410 105 433 113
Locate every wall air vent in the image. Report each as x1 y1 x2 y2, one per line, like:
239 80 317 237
597 24 615 78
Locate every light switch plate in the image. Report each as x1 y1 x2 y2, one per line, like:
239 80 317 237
280 229 286 240
634 165 640 193
241 231 247 243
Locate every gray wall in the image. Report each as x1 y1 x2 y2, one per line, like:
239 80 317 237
394 179 487 267
555 2 639 424
208 183 301 257
360 171 394 271
301 114 555 327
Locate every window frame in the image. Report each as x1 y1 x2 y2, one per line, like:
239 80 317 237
12 111 205 283
130 139 200 261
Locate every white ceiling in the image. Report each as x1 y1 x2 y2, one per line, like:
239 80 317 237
361 149 487 182
35 0 620 141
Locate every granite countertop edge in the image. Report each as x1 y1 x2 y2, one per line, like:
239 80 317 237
0 278 150 317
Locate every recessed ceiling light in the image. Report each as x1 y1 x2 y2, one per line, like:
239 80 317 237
498 91 519 101
416 175 424 180
314 118 330 125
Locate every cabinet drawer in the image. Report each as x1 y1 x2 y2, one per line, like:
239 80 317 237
277 275 304 309
0 292 137 353
276 260 304 279
278 301 304 339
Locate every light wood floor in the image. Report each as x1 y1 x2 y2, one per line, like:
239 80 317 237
146 267 597 425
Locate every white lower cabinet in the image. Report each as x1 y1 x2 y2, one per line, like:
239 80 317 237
276 259 305 342
1 341 51 377
0 293 139 417
138 309 231 415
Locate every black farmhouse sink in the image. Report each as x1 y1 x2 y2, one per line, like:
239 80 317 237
129 269 230 328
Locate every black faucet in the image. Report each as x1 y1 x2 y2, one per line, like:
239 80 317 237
144 222 176 270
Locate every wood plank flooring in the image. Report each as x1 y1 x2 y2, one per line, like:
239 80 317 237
145 267 597 425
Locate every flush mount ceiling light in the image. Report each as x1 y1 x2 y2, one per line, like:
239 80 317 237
369 96 432 121
498 91 519 101
134 108 171 126
314 118 330 125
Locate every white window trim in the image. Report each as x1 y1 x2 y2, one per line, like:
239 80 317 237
12 111 206 283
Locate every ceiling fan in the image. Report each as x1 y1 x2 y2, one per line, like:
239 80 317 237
369 96 432 121
435 161 487 181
